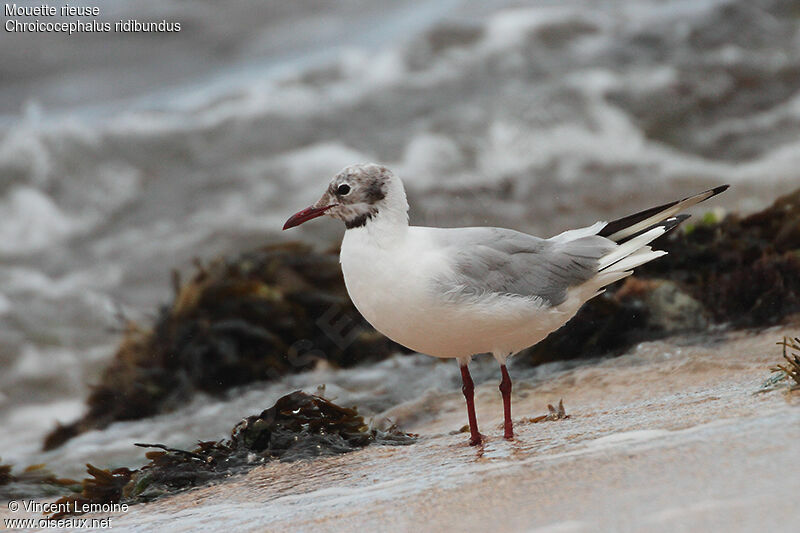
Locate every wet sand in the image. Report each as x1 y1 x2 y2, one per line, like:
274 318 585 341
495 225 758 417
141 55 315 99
7 322 800 532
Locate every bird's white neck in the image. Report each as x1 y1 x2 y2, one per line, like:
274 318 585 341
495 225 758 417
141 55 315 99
347 179 409 246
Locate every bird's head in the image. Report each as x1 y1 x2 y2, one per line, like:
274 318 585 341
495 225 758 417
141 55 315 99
283 163 408 230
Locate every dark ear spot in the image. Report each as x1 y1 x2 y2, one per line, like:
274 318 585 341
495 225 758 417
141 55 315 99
364 175 387 203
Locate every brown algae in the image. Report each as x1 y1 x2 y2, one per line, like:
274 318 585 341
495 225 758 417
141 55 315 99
44 392 413 518
522 399 571 424
44 243 402 450
771 337 800 391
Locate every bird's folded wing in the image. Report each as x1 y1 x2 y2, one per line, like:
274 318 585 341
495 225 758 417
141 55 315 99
429 226 615 307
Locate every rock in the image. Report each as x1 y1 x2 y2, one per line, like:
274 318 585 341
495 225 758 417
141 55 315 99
643 280 708 332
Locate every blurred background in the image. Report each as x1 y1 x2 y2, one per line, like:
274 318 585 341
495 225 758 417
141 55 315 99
2 0 800 474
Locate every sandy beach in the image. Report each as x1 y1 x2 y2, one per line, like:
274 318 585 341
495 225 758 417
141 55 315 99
11 321 791 533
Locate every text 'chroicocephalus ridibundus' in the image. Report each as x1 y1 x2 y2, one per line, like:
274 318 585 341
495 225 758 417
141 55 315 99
283 164 728 445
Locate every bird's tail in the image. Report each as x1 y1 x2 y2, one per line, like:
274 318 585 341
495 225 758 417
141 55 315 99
588 184 728 288
598 185 729 244
585 218 679 290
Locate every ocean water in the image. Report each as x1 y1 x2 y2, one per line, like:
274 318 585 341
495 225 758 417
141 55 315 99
2 0 800 474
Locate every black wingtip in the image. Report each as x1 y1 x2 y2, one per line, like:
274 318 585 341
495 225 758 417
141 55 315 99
613 214 690 244
598 185 729 242
663 213 691 234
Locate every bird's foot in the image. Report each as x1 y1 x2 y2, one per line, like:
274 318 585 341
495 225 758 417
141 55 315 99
469 434 484 446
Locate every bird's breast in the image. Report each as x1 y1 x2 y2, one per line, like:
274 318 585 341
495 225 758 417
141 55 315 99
340 229 444 351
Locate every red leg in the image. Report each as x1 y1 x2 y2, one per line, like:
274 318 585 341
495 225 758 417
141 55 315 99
499 364 513 439
460 364 482 446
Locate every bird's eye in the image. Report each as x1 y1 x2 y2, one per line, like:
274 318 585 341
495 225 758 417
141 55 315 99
337 183 351 195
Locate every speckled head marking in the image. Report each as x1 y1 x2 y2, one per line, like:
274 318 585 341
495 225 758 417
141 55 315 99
283 163 409 231
319 164 392 229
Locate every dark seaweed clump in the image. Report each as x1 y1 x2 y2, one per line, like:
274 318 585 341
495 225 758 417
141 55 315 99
521 186 800 366
0 462 81 501
645 187 800 325
43 391 413 518
45 243 402 450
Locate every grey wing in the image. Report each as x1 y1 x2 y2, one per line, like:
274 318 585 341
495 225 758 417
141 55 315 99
430 226 615 307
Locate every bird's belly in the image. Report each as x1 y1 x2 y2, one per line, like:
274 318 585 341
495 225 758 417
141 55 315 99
342 253 575 358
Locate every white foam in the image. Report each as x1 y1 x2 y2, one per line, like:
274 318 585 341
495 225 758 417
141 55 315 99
0 265 122 298
0 399 85 466
0 187 77 254
529 521 590 533
10 344 80 381
275 142 372 187
583 429 671 451
644 497 754 524
484 7 569 51
400 132 465 181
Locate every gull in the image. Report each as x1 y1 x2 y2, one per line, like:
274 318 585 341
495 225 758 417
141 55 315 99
283 164 728 445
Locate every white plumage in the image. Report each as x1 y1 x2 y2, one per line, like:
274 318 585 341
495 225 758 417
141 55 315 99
283 163 728 444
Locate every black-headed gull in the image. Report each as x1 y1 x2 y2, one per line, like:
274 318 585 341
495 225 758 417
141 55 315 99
283 164 728 445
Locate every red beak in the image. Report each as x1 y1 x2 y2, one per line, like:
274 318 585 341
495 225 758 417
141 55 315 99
282 204 335 230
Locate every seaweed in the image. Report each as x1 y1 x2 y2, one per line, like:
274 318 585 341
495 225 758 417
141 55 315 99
522 400 570 424
45 243 403 450
771 337 800 391
49 465 134 519
126 391 414 501
0 462 81 501
643 187 800 326
0 462 10 485
46 391 414 517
